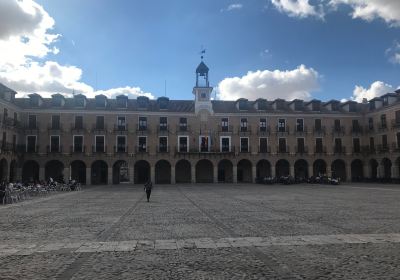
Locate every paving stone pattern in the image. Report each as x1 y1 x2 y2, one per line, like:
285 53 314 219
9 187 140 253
1 183 400 279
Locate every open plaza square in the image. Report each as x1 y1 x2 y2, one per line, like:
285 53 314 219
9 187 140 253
1 183 400 279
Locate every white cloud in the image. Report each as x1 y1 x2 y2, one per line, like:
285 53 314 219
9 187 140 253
386 41 400 64
217 65 320 101
270 0 324 19
330 0 400 27
351 81 395 102
0 0 154 99
221 3 243 12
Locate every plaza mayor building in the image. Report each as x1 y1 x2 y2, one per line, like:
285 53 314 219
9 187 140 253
0 60 400 185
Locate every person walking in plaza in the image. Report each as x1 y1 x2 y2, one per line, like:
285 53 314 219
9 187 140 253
144 180 153 202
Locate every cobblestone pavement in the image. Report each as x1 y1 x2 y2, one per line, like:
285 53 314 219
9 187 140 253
1 183 400 279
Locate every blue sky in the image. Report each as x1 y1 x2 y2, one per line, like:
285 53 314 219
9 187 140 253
1 0 400 102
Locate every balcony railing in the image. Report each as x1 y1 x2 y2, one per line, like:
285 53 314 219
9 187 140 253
19 145 39 153
136 125 150 133
295 126 308 135
2 117 21 129
257 126 271 135
351 126 363 135
378 124 388 132
238 125 252 134
136 145 148 153
0 142 17 153
92 124 107 132
391 119 400 129
332 126 345 135
333 146 346 155
364 125 375 134
175 146 235 154
114 124 128 132
377 144 390 153
392 142 400 152
218 125 233 133
114 145 128 153
157 124 169 133
239 146 251 153
46 145 63 154
157 145 169 153
70 145 86 154
276 125 290 135
71 124 86 131
314 146 327 154
91 145 107 154
295 146 308 155
258 146 271 153
313 126 326 136
47 124 63 131
176 124 190 132
24 122 40 131
277 146 290 154
352 147 362 154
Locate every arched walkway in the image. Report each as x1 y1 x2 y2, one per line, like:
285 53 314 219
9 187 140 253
369 159 378 180
155 160 171 184
22 160 39 183
134 160 150 184
9 160 17 182
71 160 86 184
112 160 129 184
91 160 108 185
45 160 64 182
175 160 191 183
237 159 252 183
196 159 213 183
294 159 308 180
276 159 290 178
331 159 346 181
382 158 392 180
218 159 233 183
313 159 326 177
351 159 364 182
0 158 8 182
256 160 271 179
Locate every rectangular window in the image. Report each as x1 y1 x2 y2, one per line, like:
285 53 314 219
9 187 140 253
96 116 104 130
50 135 60 152
382 134 388 148
352 119 360 132
259 137 268 153
200 136 210 152
397 133 400 149
95 135 105 152
95 98 105 108
13 112 17 122
26 136 36 152
368 117 374 130
240 118 248 132
51 115 60 130
396 110 400 123
117 98 127 108
315 138 323 153
139 117 147 130
117 116 126 130
334 138 342 153
278 119 286 132
179 118 187 131
178 136 188 152
116 136 126 152
159 117 167 131
369 137 375 151
381 114 387 128
159 136 168 152
221 137 230 152
296 119 304 132
334 119 341 131
75 97 85 107
221 118 229 132
74 136 83 152
240 137 249 152
12 135 16 151
259 118 267 132
314 119 322 131
28 115 37 129
3 108 8 120
75 116 83 129
278 138 286 153
138 136 147 152
353 138 360 153
297 138 305 153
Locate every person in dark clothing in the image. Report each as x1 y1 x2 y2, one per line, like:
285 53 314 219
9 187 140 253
144 180 152 202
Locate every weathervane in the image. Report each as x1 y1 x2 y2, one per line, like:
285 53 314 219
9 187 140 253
199 46 206 60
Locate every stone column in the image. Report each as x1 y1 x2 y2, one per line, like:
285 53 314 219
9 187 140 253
346 165 352 182
391 165 399 179
16 168 22 181
171 166 176 184
289 166 295 177
150 166 155 184
213 166 218 183
86 168 91 185
63 167 70 181
308 165 313 178
191 165 196 183
232 166 238 183
271 165 276 178
129 167 134 184
107 167 113 185
326 165 332 177
252 166 257 183
363 164 370 179
39 167 45 181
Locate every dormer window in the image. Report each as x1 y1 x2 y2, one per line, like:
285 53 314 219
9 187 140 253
116 96 127 108
349 102 356 112
95 96 106 108
75 97 85 107
52 97 62 107
257 100 267 110
158 97 169 110
331 102 339 111
29 96 39 107
294 101 303 111
238 99 248 110
312 102 320 111
201 93 206 98
137 96 149 108
276 100 284 110
369 102 376 110
383 97 389 106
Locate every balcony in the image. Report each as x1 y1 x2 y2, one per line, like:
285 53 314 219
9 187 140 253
176 124 190 133
46 145 63 154
175 146 235 154
24 122 40 132
238 125 252 134
114 145 128 154
351 126 363 135
313 126 326 136
295 146 308 155
258 146 271 154
20 145 39 153
377 144 390 153
0 142 17 153
361 145 375 155
114 124 128 133
332 126 345 135
47 124 63 132
135 145 148 153
157 124 169 134
314 146 327 155
277 146 290 154
364 125 375 134
352 147 362 155
136 125 150 134
71 124 86 133
92 124 107 133
239 146 251 153
391 119 400 129
333 146 346 155
218 125 233 133
378 124 388 132
70 145 86 154
157 145 169 153
2 117 21 129
295 126 308 136
257 126 271 136
276 125 290 135
91 145 107 154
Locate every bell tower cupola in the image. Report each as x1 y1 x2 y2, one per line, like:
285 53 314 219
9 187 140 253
193 56 213 114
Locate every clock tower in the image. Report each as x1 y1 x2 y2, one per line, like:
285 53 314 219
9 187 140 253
193 58 213 115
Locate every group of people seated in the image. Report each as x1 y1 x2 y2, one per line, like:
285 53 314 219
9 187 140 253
0 177 81 204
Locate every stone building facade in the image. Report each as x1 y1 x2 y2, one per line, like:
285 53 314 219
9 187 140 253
0 61 400 185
